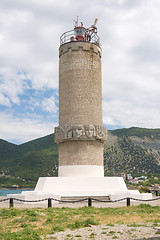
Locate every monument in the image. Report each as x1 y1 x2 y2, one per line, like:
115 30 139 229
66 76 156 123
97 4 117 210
8 19 152 202
55 18 107 178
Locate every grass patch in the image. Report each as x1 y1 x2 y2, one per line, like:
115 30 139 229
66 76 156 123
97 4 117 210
127 223 142 227
108 230 116 235
67 218 98 230
106 223 115 227
131 235 137 238
51 225 65 232
0 227 41 240
89 232 96 239
0 204 159 239
20 222 31 228
0 208 20 218
130 228 136 231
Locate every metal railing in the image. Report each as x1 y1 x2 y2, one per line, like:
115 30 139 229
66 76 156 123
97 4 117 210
0 196 160 208
60 29 100 46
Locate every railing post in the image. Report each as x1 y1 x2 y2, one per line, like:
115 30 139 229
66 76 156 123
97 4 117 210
127 198 130 207
10 198 14 208
48 198 52 208
88 198 92 207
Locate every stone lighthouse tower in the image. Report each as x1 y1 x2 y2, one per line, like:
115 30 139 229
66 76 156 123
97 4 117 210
54 19 107 178
8 19 151 201
32 19 128 199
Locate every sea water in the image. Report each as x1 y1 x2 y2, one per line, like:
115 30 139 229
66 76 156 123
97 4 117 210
0 189 33 196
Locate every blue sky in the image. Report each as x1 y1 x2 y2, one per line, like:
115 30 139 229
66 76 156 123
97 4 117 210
0 0 160 144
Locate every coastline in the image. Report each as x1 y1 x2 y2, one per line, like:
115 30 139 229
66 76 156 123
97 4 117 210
0 188 33 190
0 188 33 197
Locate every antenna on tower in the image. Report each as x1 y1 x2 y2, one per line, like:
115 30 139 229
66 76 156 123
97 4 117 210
94 18 98 26
74 16 78 27
92 18 98 28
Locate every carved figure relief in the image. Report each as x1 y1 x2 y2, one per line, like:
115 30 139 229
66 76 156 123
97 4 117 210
95 126 105 139
85 125 95 138
72 124 84 138
54 124 107 143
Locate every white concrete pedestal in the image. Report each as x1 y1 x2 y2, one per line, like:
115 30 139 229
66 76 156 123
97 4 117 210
7 176 152 202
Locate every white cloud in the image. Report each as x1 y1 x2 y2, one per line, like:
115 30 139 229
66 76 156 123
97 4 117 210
103 98 160 129
41 97 58 113
0 93 11 107
0 112 56 144
0 5 59 91
0 68 29 105
0 0 160 143
101 0 160 129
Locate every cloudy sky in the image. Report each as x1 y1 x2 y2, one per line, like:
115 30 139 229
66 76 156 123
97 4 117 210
0 0 160 144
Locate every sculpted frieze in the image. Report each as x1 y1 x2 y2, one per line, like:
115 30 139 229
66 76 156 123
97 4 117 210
54 124 107 143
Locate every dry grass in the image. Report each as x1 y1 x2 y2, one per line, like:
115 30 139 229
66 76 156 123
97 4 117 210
0 204 160 239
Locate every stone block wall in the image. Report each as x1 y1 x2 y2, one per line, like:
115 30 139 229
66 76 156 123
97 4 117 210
59 42 102 126
55 41 107 171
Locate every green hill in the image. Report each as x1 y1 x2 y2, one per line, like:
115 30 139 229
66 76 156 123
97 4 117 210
104 127 160 175
0 127 160 188
0 134 58 188
110 127 160 139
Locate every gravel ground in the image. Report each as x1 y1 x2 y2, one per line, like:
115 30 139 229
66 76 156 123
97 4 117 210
46 224 160 240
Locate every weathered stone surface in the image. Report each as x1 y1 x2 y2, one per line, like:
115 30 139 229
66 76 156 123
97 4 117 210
59 140 104 166
59 42 102 126
54 124 107 143
55 41 107 169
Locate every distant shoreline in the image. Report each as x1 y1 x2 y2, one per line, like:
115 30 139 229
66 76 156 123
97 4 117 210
0 188 33 197
0 188 33 190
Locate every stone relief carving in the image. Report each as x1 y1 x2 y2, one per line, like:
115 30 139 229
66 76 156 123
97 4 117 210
54 124 107 143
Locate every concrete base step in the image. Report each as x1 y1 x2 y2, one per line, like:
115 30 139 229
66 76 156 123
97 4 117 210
61 196 110 202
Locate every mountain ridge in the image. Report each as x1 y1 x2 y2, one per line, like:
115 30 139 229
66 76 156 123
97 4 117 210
0 127 160 187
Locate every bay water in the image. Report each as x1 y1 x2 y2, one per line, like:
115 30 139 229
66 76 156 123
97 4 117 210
0 189 33 196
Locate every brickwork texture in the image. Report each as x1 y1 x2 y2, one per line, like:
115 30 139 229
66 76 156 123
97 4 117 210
57 41 106 167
